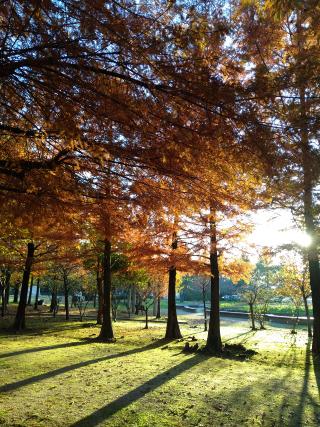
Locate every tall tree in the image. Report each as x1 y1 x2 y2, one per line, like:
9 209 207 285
236 0 320 352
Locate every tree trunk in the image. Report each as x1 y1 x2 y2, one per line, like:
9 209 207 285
13 282 19 303
93 292 97 308
156 296 161 319
153 296 157 316
206 213 222 353
202 284 207 332
50 291 58 317
165 232 182 340
1 282 5 317
99 237 114 341
135 293 141 315
301 107 320 352
303 294 312 338
249 302 256 330
50 293 54 312
34 278 40 310
145 308 149 329
127 287 132 318
292 308 299 333
297 21 320 353
5 270 10 305
97 278 103 325
13 242 35 331
27 276 33 306
63 274 70 321
131 287 136 313
96 256 103 325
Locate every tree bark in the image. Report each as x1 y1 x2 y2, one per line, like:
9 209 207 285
206 213 222 352
153 296 157 316
165 232 182 340
131 287 136 313
99 237 114 340
63 273 70 321
1 281 5 317
135 292 141 315
96 256 103 325
13 282 19 303
156 296 161 319
50 291 58 317
127 286 132 318
303 294 312 338
249 302 256 330
145 308 149 329
13 242 35 330
27 275 33 305
34 278 40 310
300 95 320 352
202 284 207 332
297 17 320 353
5 270 10 305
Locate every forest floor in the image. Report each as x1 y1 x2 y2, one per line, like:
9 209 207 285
0 316 320 427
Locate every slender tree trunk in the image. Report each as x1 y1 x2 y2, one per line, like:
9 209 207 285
13 242 35 331
97 279 103 325
206 213 222 352
127 287 132 318
93 292 97 308
112 303 117 322
300 99 320 352
303 294 312 338
96 256 103 325
63 273 70 321
165 232 182 340
153 296 157 316
13 282 19 303
34 278 40 310
50 291 58 316
1 283 5 317
202 284 207 332
131 287 136 313
156 296 161 319
27 276 33 306
249 302 256 330
135 293 141 315
145 308 149 329
297 20 320 353
99 237 114 340
5 270 10 305
292 307 299 333
50 292 55 312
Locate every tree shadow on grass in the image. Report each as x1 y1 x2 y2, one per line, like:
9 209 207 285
0 320 95 338
285 338 320 426
223 329 257 345
0 339 166 393
312 350 320 399
287 338 310 426
70 354 205 427
0 339 92 360
273 337 319 426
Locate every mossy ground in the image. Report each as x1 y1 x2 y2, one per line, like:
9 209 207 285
0 315 319 426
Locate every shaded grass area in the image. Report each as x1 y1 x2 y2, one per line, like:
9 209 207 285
0 317 320 426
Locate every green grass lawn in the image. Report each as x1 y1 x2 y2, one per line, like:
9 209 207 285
218 300 312 316
176 299 312 317
0 316 320 426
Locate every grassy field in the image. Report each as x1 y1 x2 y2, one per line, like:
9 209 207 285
218 300 312 316
0 316 320 426
176 300 312 317
16 294 310 318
